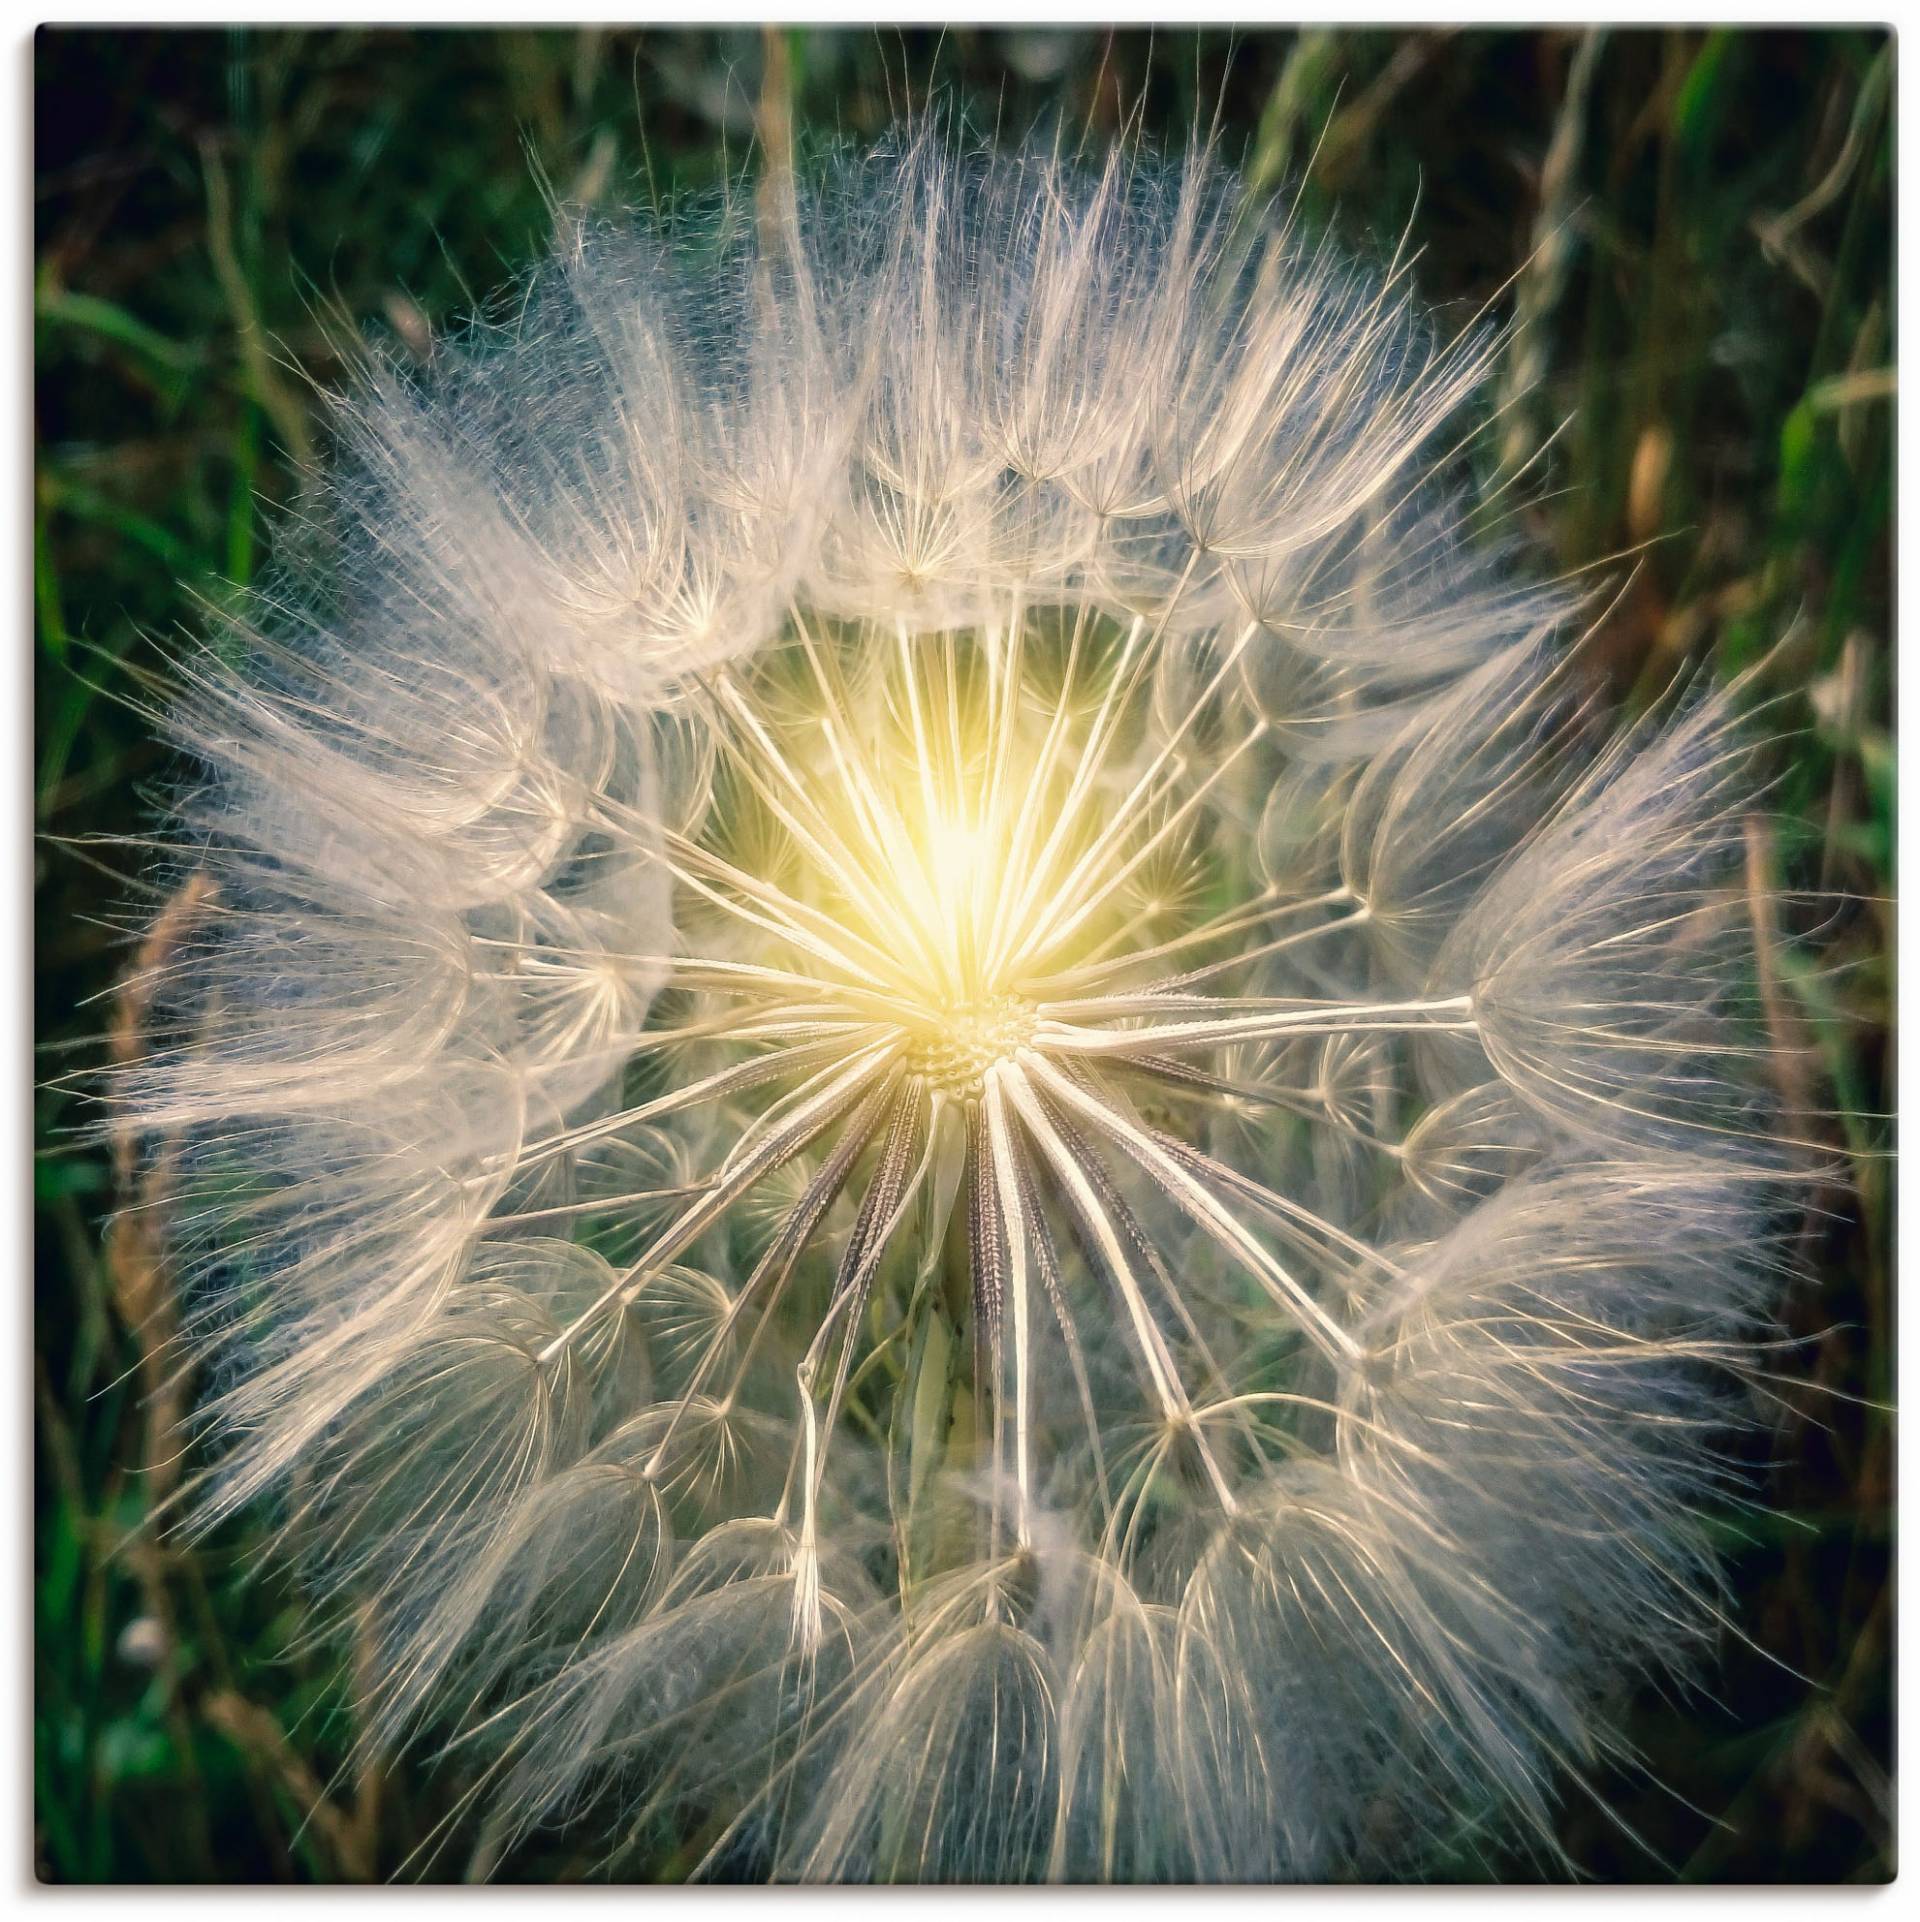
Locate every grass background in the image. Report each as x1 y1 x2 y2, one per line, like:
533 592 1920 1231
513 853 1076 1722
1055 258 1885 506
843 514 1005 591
33 24 1893 1884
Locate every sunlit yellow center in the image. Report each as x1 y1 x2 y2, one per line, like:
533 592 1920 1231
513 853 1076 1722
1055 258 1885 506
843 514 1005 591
887 808 1036 1088
712 621 1168 1096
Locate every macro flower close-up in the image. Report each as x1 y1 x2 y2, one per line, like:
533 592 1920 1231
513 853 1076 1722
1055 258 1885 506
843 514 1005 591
34 24 1891 1891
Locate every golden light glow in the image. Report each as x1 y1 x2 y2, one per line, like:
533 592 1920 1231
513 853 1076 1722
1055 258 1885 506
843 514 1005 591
701 615 1193 1095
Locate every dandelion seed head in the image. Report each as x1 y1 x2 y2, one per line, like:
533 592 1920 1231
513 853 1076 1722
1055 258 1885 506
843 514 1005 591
114 135 1801 1882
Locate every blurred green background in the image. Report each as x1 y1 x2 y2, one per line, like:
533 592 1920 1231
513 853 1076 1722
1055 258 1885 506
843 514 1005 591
33 25 1892 1884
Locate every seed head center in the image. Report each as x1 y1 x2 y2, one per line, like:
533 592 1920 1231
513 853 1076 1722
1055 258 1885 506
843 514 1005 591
903 993 1036 1093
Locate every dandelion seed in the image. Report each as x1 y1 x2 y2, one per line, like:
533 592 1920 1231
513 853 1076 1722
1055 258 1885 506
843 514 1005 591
116 138 1796 1882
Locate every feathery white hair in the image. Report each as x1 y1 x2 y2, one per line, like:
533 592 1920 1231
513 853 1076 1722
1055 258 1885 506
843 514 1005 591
115 138 1793 1881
